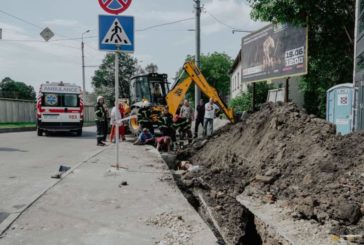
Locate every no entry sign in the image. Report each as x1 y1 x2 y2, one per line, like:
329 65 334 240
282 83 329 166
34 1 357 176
98 0 132 15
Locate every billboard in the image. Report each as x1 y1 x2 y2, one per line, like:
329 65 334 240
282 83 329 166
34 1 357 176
242 23 308 83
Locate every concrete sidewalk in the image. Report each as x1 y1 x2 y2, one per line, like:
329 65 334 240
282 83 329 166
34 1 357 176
0 143 217 245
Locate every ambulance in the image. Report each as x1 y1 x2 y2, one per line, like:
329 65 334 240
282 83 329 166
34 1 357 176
36 82 84 136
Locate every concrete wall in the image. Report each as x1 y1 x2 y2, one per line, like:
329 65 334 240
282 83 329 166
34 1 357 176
0 98 36 123
0 98 95 123
83 106 95 122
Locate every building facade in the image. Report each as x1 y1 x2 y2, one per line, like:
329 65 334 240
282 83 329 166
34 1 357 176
230 51 243 100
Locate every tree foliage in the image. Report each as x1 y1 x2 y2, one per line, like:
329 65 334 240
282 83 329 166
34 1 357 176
247 0 355 117
176 52 233 104
0 77 36 100
92 53 137 107
145 63 158 73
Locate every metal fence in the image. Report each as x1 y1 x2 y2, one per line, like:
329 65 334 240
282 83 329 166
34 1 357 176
267 88 285 103
0 98 95 123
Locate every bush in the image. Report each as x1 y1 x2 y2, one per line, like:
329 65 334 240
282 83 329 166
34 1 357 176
229 81 275 113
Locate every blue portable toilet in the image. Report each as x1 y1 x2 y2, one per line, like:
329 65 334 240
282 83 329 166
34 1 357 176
326 83 354 135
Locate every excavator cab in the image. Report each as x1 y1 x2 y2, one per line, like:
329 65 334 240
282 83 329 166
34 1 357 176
129 73 169 106
128 73 170 135
127 61 235 136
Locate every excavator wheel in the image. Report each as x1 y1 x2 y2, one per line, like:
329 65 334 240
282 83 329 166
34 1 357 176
129 108 141 136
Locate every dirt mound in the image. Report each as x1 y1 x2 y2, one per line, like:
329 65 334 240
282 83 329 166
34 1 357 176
180 102 364 242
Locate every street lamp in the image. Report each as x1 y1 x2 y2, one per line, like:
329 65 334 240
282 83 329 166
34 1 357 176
81 30 90 104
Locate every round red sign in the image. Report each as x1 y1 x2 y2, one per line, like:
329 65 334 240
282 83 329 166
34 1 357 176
98 0 132 15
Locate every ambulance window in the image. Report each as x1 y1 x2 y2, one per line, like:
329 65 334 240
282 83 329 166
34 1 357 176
43 93 60 107
64 94 79 107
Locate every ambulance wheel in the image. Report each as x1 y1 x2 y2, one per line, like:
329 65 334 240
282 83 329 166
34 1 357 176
37 128 43 136
76 129 82 136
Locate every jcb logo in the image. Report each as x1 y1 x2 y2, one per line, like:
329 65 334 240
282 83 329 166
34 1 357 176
174 88 183 97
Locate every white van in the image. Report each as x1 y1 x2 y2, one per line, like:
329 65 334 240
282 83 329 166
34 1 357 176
36 82 84 136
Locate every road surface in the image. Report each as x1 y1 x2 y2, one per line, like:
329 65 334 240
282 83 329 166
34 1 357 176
0 127 101 228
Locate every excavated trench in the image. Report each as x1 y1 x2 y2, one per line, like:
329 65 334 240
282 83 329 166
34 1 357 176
175 175 263 245
163 153 263 245
162 102 364 245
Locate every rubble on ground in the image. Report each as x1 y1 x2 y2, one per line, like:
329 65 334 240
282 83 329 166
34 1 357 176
176 102 364 243
146 212 193 245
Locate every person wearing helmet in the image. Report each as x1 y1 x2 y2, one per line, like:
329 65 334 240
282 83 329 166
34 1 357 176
95 96 107 146
158 106 176 142
172 114 193 143
137 101 154 134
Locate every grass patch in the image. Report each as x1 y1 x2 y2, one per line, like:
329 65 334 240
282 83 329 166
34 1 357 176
0 122 36 129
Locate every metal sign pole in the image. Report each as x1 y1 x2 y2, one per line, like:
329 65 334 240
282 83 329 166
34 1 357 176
284 77 290 103
115 48 120 169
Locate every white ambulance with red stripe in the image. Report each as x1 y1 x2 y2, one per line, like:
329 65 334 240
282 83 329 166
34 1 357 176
36 82 84 136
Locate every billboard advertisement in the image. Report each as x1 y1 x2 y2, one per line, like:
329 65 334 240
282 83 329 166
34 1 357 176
242 23 308 83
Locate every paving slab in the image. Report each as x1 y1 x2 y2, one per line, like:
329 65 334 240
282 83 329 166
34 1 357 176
0 142 218 245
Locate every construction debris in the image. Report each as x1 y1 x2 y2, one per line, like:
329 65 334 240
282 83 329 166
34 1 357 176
146 212 193 245
176 161 200 172
51 165 71 179
118 181 128 187
176 102 364 243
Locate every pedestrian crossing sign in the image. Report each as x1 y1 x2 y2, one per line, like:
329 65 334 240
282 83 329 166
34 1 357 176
99 15 134 52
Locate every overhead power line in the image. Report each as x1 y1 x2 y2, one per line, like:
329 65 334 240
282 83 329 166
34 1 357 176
0 36 98 42
0 9 43 30
206 11 254 33
206 11 237 30
136 17 194 32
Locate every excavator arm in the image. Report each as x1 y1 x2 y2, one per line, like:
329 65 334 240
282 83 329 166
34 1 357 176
166 61 235 123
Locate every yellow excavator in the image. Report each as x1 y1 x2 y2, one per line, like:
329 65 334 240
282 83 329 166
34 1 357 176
127 61 235 135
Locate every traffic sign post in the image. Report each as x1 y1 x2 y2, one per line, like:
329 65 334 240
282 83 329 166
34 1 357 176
40 27 54 42
98 15 134 52
115 47 120 169
98 0 132 15
97 0 134 170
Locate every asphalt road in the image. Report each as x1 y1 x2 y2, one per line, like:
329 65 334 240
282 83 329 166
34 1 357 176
0 127 101 226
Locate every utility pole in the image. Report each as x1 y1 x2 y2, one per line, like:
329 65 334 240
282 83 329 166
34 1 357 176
81 30 90 104
194 0 201 106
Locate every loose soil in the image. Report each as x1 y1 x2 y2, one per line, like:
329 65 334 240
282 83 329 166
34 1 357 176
176 102 364 244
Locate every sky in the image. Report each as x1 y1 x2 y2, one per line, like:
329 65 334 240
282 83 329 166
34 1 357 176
0 0 265 93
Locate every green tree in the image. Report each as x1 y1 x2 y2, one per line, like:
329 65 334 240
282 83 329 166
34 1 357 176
247 0 355 117
0 77 36 100
229 82 274 113
175 52 233 104
145 63 158 73
92 53 138 106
